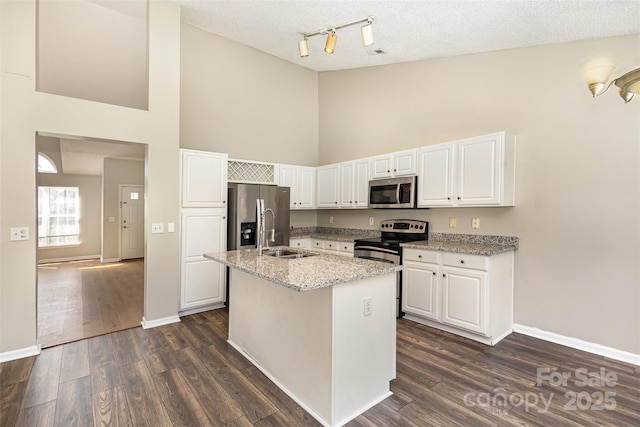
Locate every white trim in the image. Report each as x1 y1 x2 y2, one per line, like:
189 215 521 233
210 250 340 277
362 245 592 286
178 302 226 317
37 254 100 264
101 257 121 263
513 324 640 366
0 344 41 363
141 315 180 329
403 314 511 346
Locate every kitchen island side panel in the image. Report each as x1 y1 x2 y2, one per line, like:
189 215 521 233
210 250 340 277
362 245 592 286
228 269 334 423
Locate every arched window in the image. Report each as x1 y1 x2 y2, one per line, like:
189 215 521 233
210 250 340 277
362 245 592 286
38 153 57 173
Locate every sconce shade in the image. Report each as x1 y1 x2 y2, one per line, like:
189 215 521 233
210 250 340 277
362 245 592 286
361 22 374 46
325 32 337 54
298 38 309 57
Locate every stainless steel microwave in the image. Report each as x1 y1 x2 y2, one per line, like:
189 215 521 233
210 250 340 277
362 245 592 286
368 176 416 208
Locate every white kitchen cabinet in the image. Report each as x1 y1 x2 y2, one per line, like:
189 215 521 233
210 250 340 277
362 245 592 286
339 159 370 208
290 237 312 249
417 143 456 207
402 249 440 320
180 209 226 312
279 165 315 209
402 247 514 345
370 149 417 180
181 149 227 208
316 164 340 208
417 132 516 208
337 241 354 257
312 239 325 252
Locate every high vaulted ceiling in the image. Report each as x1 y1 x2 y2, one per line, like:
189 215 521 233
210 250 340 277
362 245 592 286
174 0 640 72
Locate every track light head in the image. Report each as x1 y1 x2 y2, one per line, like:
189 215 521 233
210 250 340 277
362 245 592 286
324 31 337 54
298 38 309 57
361 19 374 46
299 16 374 58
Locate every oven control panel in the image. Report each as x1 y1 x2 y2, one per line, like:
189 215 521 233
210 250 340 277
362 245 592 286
380 219 428 233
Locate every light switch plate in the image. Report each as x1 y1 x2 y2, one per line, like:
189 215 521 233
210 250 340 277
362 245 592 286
167 222 175 233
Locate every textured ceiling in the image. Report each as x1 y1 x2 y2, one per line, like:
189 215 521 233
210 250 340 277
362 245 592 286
174 0 640 72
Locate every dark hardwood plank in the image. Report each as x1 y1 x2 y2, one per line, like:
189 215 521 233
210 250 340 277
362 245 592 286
153 368 211 426
22 345 63 408
0 356 35 386
0 381 28 427
59 339 90 383
16 400 56 427
53 376 93 427
88 334 122 394
119 360 172 426
111 328 144 366
241 365 321 426
91 386 133 427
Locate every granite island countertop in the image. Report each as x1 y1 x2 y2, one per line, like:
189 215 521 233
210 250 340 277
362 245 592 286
204 247 401 292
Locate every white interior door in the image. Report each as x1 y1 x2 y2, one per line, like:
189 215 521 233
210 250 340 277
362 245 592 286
121 185 145 259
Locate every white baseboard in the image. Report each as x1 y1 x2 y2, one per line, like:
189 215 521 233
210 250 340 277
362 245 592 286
101 257 121 263
0 344 41 363
141 315 181 329
513 324 640 366
178 302 226 317
38 254 100 264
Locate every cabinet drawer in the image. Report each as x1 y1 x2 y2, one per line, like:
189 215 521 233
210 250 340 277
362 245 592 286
442 253 488 270
312 239 325 250
403 248 439 264
338 242 354 253
324 241 339 252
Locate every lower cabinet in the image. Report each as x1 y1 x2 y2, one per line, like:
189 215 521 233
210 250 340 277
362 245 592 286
180 209 226 313
402 248 513 345
291 237 354 257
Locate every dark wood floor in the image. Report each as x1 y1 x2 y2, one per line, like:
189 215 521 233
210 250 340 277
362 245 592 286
37 258 144 348
2 309 638 426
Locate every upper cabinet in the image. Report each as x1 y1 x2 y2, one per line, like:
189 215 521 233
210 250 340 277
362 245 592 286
316 164 340 208
339 159 370 208
417 132 515 208
181 149 228 208
370 149 418 180
279 165 315 209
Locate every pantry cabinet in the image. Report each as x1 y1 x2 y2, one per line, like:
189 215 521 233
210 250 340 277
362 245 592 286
417 132 515 207
181 149 227 208
401 247 514 345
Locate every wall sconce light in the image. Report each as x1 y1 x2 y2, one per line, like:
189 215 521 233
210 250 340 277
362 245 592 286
298 16 374 57
583 58 640 103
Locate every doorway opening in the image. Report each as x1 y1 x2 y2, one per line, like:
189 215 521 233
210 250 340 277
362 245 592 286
36 132 147 348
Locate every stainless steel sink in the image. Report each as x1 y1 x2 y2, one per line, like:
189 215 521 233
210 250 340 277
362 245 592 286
262 249 317 259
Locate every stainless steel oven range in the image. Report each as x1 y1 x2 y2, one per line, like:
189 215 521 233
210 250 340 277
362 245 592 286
354 219 428 318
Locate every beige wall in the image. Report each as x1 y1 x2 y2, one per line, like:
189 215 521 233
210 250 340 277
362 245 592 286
102 158 145 261
36 173 102 261
0 0 181 355
180 24 319 166
317 35 640 354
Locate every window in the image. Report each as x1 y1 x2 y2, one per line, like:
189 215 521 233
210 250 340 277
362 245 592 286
38 187 80 247
38 153 57 173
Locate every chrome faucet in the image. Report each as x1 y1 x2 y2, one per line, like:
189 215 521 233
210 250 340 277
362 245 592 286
256 199 276 255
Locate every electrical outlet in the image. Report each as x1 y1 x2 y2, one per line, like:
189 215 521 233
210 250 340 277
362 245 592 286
449 217 457 228
369 217 374 226
329 216 334 224
363 296 373 316
151 223 164 234
10 227 29 241
472 218 480 229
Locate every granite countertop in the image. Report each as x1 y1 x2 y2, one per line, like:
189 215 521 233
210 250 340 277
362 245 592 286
401 240 517 256
290 232 366 242
204 247 401 292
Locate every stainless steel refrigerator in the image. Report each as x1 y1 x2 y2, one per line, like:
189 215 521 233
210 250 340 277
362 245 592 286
227 183 290 250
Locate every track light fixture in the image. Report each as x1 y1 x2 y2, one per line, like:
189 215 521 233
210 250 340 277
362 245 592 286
583 58 640 103
298 16 374 57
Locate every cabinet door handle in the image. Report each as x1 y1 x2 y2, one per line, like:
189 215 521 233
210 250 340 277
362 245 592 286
447 197 451 200
460 260 465 264
442 274 446 277
432 272 436 276
418 255 422 259
457 197 461 200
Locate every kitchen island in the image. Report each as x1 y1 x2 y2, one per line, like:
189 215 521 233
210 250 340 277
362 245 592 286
204 248 401 427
